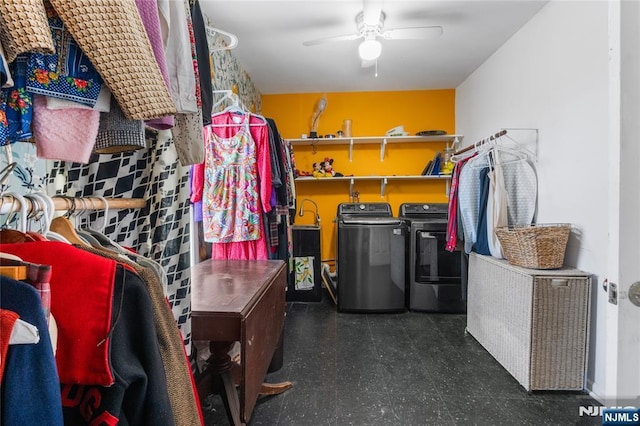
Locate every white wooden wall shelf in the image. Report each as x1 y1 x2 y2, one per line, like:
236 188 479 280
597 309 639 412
294 175 452 197
288 135 463 162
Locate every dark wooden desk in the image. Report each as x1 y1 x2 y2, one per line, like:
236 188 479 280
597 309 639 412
191 259 288 425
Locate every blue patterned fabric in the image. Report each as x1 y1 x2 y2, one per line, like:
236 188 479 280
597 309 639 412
1 55 34 145
26 10 102 107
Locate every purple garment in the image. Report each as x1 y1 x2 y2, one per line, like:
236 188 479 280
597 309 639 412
135 0 175 130
193 200 203 222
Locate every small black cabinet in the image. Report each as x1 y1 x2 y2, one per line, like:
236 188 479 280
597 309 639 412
288 226 322 302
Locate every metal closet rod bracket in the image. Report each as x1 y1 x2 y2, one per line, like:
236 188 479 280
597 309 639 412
501 128 539 162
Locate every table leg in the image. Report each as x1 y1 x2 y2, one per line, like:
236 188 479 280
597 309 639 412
229 355 293 397
198 341 244 426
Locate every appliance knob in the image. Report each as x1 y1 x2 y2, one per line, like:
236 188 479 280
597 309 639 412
422 205 430 210
359 204 366 210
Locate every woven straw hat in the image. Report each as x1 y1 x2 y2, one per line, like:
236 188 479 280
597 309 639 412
48 0 176 121
0 0 55 63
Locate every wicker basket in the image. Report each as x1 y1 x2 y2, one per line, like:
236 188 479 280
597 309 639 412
495 224 571 269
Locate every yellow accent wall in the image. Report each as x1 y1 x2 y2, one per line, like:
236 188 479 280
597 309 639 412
261 90 455 263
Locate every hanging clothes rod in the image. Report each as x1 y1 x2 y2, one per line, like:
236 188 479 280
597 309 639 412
0 195 146 215
52 196 146 211
453 129 508 156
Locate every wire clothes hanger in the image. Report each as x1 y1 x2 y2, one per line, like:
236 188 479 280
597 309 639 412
0 162 17 187
27 192 71 243
3 193 27 232
50 196 91 247
211 89 234 111
82 196 109 234
451 130 507 161
474 135 527 159
71 198 104 247
205 26 238 52
450 129 531 165
210 91 267 127
0 193 42 243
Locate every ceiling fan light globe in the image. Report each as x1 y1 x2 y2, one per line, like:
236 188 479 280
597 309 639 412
358 39 382 61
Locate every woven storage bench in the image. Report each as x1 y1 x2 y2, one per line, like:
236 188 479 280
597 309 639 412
466 253 591 391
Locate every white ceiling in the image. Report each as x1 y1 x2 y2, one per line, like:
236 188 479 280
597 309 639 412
199 0 548 95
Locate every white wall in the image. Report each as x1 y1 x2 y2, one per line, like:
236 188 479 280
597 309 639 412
455 1 609 398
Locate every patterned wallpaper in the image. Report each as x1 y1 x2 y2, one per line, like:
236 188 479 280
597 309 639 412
0 142 49 198
206 15 262 113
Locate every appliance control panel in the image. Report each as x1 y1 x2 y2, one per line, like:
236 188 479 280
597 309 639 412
399 203 448 216
337 202 393 216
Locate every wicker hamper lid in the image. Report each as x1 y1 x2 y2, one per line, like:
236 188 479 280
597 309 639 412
0 0 55 63
48 0 176 121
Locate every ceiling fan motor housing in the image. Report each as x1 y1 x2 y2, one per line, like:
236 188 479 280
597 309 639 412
356 10 385 37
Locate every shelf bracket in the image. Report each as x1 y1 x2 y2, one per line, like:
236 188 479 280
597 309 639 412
447 136 461 152
380 138 387 161
446 179 451 199
349 139 354 162
349 178 355 196
381 177 388 197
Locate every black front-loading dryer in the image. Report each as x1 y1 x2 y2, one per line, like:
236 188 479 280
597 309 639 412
399 203 466 313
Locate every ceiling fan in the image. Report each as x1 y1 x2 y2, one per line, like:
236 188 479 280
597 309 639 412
302 1 443 68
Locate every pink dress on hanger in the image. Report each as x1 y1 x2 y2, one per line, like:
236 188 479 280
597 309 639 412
202 112 271 260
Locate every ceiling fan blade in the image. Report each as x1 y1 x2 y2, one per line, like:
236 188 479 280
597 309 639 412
382 26 443 40
303 33 361 46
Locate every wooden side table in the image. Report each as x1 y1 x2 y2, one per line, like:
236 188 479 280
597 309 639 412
191 259 291 425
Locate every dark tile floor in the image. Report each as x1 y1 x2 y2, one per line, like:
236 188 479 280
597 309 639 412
203 294 601 425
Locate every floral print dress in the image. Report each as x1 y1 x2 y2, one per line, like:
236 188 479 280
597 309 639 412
203 114 261 243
